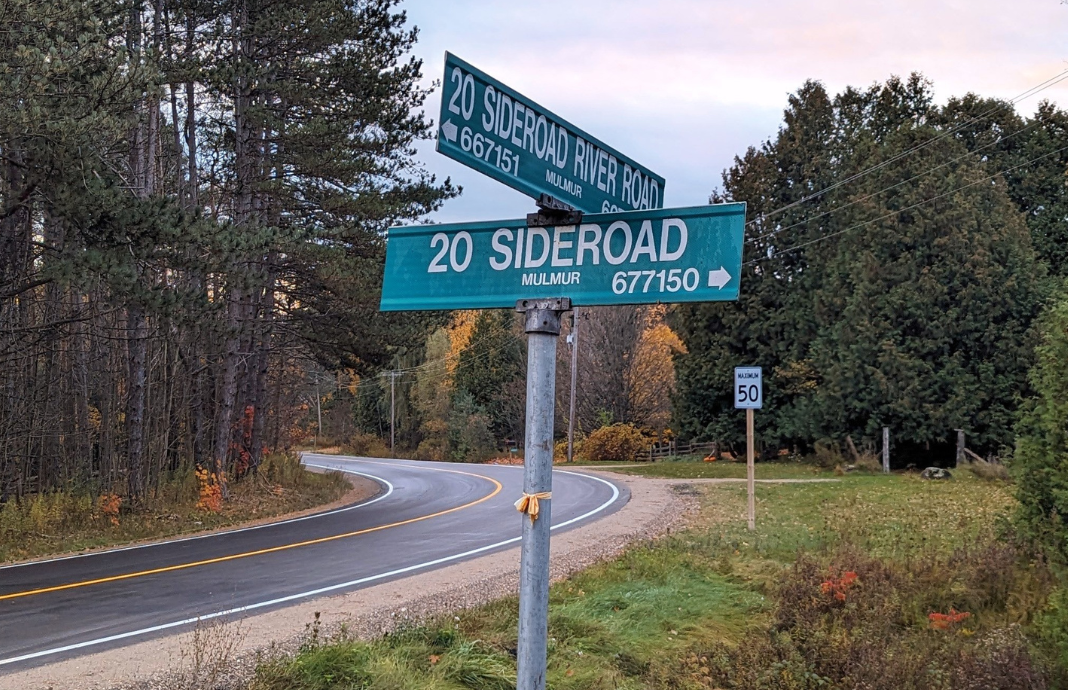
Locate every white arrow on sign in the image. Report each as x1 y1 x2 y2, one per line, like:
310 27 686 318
441 119 458 143
707 267 732 289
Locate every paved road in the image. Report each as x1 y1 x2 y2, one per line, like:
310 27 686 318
0 456 626 671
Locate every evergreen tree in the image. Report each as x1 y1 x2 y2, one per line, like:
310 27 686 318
0 0 452 500
673 79 838 448
807 126 1044 453
674 75 1046 456
454 310 525 440
1014 284 1068 560
937 96 1068 277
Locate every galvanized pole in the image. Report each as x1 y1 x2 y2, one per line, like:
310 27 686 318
566 307 579 463
516 297 569 690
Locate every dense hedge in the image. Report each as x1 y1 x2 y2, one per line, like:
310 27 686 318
1014 286 1068 561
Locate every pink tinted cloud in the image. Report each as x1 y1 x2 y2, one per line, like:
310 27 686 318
404 0 1067 217
415 0 1067 110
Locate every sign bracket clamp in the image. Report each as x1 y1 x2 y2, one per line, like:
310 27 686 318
527 194 583 227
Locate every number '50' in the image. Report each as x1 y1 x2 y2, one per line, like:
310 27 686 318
427 232 473 273
737 384 759 402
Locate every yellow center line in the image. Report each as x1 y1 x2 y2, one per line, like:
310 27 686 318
0 464 503 602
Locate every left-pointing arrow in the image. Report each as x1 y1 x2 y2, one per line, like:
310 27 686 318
708 267 732 289
441 119 458 143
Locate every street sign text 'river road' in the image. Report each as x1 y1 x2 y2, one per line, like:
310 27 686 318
380 203 745 311
437 53 666 215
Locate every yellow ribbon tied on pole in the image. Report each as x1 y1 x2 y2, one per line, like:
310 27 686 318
515 492 552 523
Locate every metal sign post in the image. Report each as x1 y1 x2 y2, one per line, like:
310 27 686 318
566 307 579 463
514 297 569 690
734 367 762 531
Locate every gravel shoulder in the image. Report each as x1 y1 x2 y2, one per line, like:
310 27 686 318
1 472 696 690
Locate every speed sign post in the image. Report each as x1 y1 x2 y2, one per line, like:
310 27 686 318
734 367 762 530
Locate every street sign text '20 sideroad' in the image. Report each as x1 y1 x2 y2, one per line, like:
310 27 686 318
437 53 666 215
380 203 745 311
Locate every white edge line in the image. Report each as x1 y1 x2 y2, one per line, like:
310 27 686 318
0 462 393 572
0 468 621 667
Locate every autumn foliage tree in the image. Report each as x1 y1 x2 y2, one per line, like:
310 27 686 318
560 305 683 438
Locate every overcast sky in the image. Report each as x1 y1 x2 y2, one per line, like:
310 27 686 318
401 0 1068 224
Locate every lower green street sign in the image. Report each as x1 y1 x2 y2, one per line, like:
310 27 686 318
380 203 745 311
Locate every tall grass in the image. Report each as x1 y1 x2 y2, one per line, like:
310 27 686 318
0 453 348 562
247 472 1051 690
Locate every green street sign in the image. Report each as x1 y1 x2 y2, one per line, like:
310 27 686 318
436 52 666 215
380 203 745 311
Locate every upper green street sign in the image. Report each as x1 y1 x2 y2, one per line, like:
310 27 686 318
436 52 666 215
380 203 745 311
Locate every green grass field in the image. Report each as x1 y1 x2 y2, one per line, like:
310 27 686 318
587 457 831 480
251 470 1041 690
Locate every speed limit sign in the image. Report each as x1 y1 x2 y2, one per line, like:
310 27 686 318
734 367 762 409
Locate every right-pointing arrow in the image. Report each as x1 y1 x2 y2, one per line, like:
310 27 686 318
708 267 731 289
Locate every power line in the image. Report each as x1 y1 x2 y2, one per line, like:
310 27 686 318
746 113 1049 246
743 142 1068 268
741 67 1068 230
341 330 525 402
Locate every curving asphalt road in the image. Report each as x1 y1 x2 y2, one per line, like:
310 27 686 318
0 455 627 672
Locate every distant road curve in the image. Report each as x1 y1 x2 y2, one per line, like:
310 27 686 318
0 455 626 671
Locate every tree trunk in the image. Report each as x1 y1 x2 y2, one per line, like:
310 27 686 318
126 305 148 501
212 291 241 496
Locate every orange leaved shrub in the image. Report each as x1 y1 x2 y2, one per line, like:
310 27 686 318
195 468 224 512
581 423 647 462
97 494 122 526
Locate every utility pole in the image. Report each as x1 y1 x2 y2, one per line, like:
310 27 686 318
314 375 322 450
381 370 400 456
566 308 580 462
390 370 397 455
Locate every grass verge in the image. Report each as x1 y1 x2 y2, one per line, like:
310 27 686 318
0 453 350 563
249 469 1056 689
577 457 833 480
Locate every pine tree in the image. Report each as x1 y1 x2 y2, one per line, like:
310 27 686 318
0 0 453 500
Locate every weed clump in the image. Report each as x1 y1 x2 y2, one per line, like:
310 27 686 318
967 458 1011 482
253 626 516 690
696 544 1050 689
346 432 391 459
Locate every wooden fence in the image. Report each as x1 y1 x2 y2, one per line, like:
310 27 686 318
645 440 718 462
